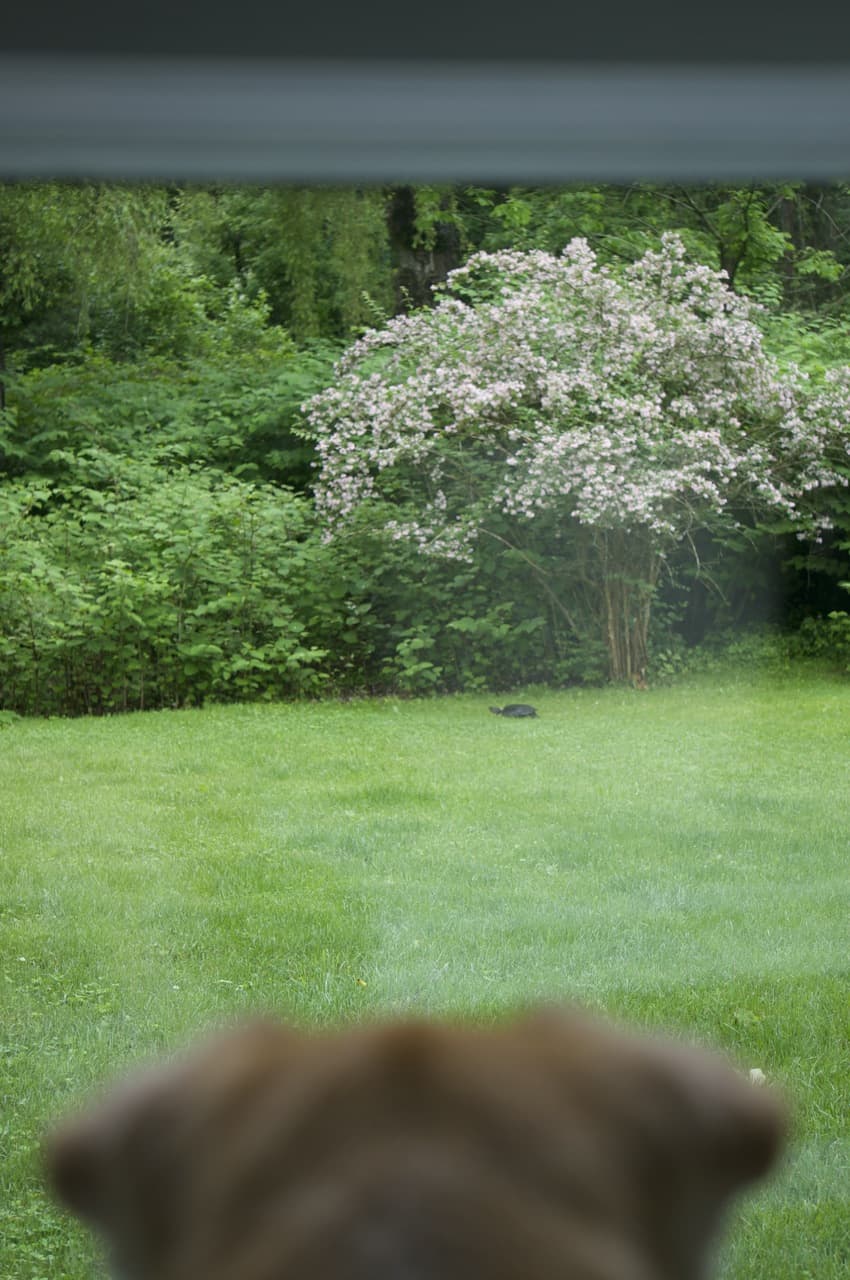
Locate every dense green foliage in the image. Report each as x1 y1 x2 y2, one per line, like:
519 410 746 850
1 680 849 1278
3 181 850 713
0 466 609 714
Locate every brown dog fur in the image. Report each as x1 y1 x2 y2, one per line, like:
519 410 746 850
45 1007 786 1280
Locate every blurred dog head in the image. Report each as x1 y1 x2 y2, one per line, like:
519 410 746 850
46 1007 786 1280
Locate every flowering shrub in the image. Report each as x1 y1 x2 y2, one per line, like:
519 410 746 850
306 235 850 680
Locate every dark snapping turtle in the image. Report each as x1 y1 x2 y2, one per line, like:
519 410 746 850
489 704 538 718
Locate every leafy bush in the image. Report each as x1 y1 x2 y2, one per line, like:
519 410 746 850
0 464 332 714
1 455 610 715
647 625 808 682
1 331 339 492
791 611 850 672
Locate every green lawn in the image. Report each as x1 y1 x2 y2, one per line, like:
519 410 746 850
1 671 848 1278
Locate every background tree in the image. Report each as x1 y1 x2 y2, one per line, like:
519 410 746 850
0 184 179 363
172 187 394 340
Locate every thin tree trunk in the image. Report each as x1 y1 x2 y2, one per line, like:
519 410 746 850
386 186 463 312
596 532 660 683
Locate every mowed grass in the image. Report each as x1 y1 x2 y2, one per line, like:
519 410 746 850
1 670 848 1278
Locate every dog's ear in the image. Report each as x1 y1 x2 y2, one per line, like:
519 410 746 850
45 1054 193 1280
526 1006 786 1191
46 1063 165 1222
46 1106 108 1223
523 1006 787 1274
45 1019 302 1272
644 1034 787 1190
626 1026 788 1277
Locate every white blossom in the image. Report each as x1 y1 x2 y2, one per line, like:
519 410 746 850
305 236 850 557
